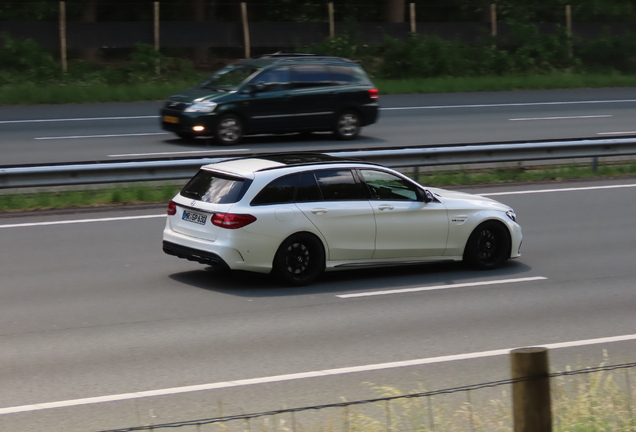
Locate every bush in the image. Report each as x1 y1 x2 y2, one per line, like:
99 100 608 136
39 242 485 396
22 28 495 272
0 33 59 83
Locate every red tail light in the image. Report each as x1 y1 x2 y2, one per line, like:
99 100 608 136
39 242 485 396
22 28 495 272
368 88 379 100
211 213 257 229
167 200 177 215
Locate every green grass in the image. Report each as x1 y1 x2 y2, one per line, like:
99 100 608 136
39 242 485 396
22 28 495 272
3 72 636 106
1 162 635 213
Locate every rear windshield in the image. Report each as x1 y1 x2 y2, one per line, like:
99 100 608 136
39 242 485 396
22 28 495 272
180 170 251 204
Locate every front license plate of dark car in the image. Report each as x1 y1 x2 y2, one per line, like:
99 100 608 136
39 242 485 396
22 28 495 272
163 116 179 124
182 210 207 225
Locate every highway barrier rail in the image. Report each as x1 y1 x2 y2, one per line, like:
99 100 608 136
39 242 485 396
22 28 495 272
3 137 636 189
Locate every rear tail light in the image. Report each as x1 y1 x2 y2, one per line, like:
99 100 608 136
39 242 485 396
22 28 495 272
167 200 177 215
368 88 379 100
211 213 257 229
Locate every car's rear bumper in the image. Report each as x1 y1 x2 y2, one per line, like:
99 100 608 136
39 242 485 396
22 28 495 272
163 241 230 271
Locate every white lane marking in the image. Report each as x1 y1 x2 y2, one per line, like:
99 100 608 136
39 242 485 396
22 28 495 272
509 115 611 121
337 276 547 299
597 131 636 135
480 183 636 197
2 332 636 415
381 99 636 111
0 116 159 124
108 149 249 157
35 132 169 140
0 215 165 229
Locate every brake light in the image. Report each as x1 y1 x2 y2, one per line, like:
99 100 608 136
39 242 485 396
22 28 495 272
211 213 257 229
167 200 177 215
368 88 379 100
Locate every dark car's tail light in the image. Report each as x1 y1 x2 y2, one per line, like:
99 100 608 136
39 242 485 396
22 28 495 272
212 213 257 229
167 200 177 215
368 88 379 100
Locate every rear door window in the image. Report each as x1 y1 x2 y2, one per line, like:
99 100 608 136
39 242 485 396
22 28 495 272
181 170 250 204
251 174 298 206
314 169 364 201
291 64 332 89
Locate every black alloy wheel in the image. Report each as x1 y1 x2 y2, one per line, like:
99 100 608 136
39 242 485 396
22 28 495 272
273 233 325 286
463 221 511 270
333 110 360 140
215 114 243 145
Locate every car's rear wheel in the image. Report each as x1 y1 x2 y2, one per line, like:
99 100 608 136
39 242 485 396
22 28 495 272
273 233 325 286
463 221 511 270
215 114 243 145
333 110 360 140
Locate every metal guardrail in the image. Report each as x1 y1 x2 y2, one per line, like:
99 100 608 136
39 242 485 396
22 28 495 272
2 137 636 189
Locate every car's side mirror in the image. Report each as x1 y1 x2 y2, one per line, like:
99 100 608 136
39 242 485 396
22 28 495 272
421 189 434 203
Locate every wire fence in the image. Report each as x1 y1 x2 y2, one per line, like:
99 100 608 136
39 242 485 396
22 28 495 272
93 361 636 432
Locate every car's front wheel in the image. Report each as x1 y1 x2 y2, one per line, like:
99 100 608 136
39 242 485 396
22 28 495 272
215 114 243 145
463 221 511 270
333 110 360 140
272 233 325 286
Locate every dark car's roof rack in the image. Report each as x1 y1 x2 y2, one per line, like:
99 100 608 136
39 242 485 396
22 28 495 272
250 53 354 63
251 53 317 59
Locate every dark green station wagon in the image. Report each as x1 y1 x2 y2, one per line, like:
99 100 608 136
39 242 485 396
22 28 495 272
160 53 379 145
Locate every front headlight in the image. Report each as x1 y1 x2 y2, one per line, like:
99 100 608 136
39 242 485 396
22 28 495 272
184 101 218 113
506 210 517 222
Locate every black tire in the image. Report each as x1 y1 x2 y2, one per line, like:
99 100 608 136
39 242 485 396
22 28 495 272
215 114 243 145
333 110 361 140
272 233 325 286
463 221 511 270
175 132 195 140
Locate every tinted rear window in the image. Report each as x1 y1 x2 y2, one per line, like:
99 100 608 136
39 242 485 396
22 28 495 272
329 65 369 85
181 170 250 204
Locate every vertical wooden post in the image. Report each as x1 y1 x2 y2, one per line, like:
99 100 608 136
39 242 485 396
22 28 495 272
328 2 335 38
241 2 250 59
59 1 67 72
409 3 416 34
511 348 552 432
566 5 573 58
490 4 497 37
154 1 160 75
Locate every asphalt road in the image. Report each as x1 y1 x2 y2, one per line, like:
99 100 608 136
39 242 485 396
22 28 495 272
1 178 636 431
3 87 636 165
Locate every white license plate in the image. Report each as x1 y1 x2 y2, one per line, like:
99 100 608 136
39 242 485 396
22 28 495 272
182 210 207 225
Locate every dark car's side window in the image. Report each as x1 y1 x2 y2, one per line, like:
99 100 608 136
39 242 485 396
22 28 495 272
314 169 363 201
251 173 299 206
359 169 419 201
291 65 332 89
329 65 361 85
250 66 291 92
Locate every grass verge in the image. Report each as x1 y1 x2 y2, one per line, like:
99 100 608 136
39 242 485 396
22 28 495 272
3 73 636 106
1 162 635 213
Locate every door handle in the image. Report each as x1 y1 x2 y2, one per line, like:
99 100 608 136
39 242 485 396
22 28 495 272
311 208 328 214
378 204 394 210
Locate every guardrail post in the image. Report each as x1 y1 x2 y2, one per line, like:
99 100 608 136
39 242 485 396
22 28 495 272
511 347 552 432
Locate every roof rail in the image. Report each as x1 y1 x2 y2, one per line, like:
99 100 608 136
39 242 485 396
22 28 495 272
251 53 318 59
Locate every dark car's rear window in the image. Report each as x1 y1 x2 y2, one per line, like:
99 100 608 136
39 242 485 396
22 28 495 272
181 170 251 204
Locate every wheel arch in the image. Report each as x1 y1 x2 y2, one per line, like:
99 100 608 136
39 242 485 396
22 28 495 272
462 218 513 260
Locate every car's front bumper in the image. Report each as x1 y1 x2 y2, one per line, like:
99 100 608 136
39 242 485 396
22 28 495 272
160 109 219 136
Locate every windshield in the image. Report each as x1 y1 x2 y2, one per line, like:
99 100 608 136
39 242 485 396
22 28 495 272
197 65 260 91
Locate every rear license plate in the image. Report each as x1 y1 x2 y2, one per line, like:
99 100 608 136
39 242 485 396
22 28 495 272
163 116 179 124
182 210 207 225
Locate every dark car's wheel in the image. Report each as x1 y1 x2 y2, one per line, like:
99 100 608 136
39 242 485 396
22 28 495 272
176 132 195 140
333 110 361 140
463 221 511 270
273 233 325 286
215 114 243 145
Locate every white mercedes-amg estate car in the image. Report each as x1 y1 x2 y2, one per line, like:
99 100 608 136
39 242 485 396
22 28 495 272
163 153 522 285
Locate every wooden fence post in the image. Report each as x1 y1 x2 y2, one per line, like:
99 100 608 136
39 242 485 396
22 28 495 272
154 1 160 75
511 348 552 432
241 2 250 58
328 2 335 38
409 3 416 34
59 1 67 72
490 3 497 37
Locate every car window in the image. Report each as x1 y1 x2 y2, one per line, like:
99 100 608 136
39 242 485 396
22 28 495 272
251 173 298 206
250 66 291 92
181 170 250 204
314 169 363 201
296 172 323 202
291 64 332 89
359 169 419 201
198 65 260 90
329 65 365 85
